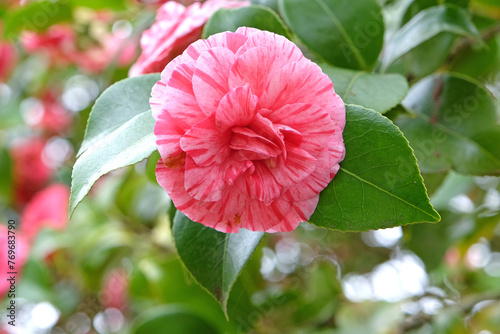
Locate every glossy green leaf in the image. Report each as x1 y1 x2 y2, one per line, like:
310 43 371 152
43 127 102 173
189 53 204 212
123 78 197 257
401 0 470 25
251 0 279 12
130 305 219 334
396 74 500 175
400 32 456 78
78 73 159 157
129 256 258 333
2 0 73 39
173 212 264 313
310 104 440 231
279 0 384 70
202 5 290 39
70 110 156 216
382 5 481 71
321 64 408 114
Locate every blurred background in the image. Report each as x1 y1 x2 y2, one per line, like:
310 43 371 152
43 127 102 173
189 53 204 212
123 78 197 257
1 0 500 333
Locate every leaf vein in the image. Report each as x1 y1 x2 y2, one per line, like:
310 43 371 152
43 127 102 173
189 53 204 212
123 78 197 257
340 167 439 220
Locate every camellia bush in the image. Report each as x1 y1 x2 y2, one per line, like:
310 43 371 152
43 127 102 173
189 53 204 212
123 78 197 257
1 0 500 333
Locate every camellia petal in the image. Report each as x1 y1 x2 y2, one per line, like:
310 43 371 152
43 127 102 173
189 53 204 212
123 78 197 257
152 28 345 233
184 156 226 202
215 85 259 131
192 47 237 114
180 114 231 166
261 60 337 112
228 46 276 98
129 0 249 77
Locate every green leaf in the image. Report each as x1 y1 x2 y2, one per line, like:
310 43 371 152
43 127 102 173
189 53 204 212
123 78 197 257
202 5 290 39
471 0 500 19
310 104 440 231
421 172 447 197
78 73 160 157
401 0 470 25
129 256 256 333
69 110 156 216
404 218 450 271
173 212 264 313
400 32 457 78
0 149 12 203
279 0 384 70
70 0 126 10
146 150 161 184
381 5 481 71
396 73 500 175
130 305 219 334
251 0 279 12
320 64 408 114
449 34 500 79
2 0 73 39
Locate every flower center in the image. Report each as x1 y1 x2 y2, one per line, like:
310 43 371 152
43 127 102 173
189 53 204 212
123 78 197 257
230 126 282 161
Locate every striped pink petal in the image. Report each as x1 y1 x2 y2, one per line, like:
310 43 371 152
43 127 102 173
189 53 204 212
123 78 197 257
192 47 236 114
228 46 276 98
244 161 282 203
180 114 230 166
230 127 281 161
260 60 337 112
216 85 258 131
235 30 304 64
270 146 317 187
184 156 226 201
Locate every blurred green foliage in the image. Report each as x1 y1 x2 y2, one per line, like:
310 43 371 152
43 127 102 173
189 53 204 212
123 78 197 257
1 0 500 333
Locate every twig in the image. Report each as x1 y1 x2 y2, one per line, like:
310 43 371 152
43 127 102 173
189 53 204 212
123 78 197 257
447 23 500 62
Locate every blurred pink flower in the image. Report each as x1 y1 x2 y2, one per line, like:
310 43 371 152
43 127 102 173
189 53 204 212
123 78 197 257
136 0 169 5
129 0 249 77
21 23 136 73
20 183 70 241
10 138 52 207
28 92 72 135
21 25 76 66
100 268 129 310
152 28 345 233
136 0 205 5
75 32 138 73
0 42 16 82
0 224 30 298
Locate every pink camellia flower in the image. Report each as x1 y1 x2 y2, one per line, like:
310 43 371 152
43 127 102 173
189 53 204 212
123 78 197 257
0 224 29 298
20 183 70 241
151 28 345 233
129 0 249 77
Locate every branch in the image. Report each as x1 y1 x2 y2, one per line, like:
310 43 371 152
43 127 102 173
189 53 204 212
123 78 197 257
447 23 500 62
